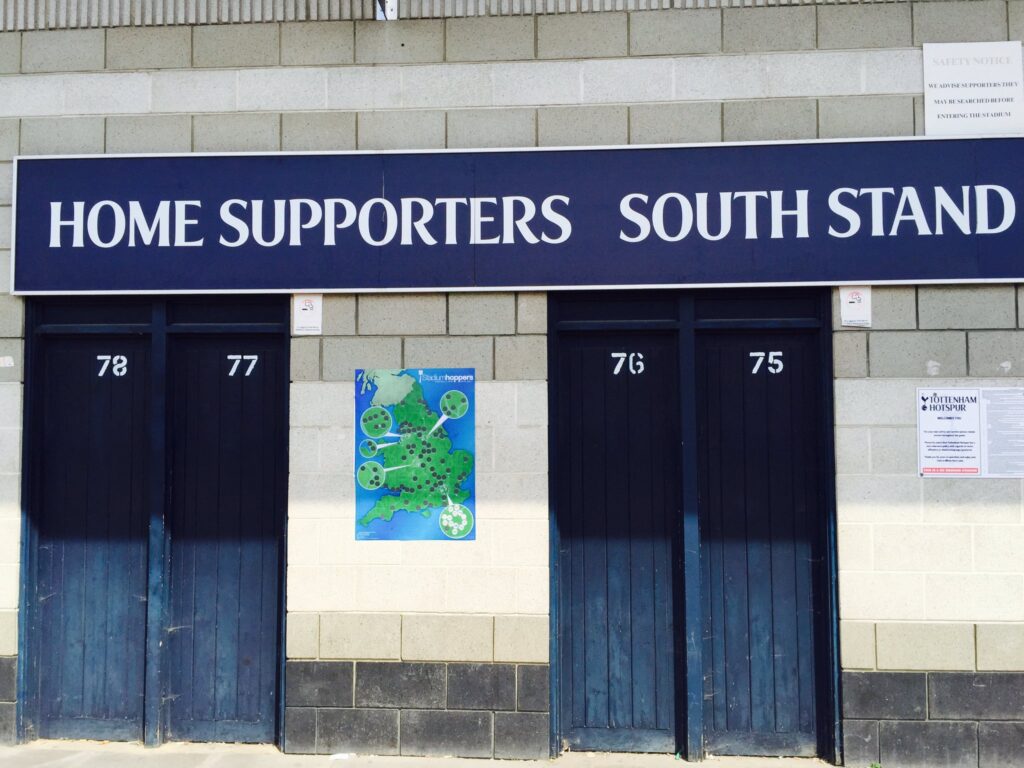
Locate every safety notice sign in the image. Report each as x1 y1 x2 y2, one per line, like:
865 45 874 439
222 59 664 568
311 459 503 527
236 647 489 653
918 387 1024 477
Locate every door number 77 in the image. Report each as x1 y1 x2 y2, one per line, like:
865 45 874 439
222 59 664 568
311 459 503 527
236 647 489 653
227 354 259 376
749 351 784 374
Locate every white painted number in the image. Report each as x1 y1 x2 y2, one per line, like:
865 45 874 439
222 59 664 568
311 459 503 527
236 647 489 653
610 352 645 375
749 351 784 375
630 353 645 375
96 355 128 377
227 354 259 377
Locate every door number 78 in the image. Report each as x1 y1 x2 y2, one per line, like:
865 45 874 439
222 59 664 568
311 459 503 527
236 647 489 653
749 351 784 374
227 354 259 376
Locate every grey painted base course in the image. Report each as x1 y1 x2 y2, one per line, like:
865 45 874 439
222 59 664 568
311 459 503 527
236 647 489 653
842 671 1024 768
0 657 15 746
284 660 549 759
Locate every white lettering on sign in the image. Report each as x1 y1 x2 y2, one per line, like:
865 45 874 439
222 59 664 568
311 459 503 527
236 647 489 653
44 185 1017 250
619 189 809 243
50 200 204 248
827 185 1015 238
214 195 572 249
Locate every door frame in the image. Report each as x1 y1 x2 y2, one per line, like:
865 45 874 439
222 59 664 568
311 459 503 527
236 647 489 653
17 297 291 748
547 288 842 763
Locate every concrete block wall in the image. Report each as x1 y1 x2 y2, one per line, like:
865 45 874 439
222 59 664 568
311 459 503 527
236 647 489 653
0 382 21 651
834 285 1024 767
286 292 549 621
284 292 549 757
3 3 1023 150
283 659 549 757
0 656 13 743
0 115 23 744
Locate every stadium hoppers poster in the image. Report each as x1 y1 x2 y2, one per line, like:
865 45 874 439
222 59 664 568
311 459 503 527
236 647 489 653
354 368 475 540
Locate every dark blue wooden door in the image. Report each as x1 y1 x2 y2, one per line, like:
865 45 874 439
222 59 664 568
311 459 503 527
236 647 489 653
697 331 822 756
165 336 286 743
31 337 150 740
555 330 680 752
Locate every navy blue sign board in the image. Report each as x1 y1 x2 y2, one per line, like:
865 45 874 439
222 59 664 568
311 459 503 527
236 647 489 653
11 137 1024 294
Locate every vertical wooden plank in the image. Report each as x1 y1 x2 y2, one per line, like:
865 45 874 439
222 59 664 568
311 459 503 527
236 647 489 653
628 358 656 730
60 348 91 722
700 344 727 735
145 302 167 746
186 342 220 728
80 362 106 717
742 337 775 735
678 297 702 759
236 345 269 722
605 352 632 730
793 339 818 736
651 337 675 741
581 344 609 729
819 289 844 763
719 342 751 734
767 337 799 735
561 345 583 735
167 342 198 736
103 345 149 723
235 351 264 723
40 346 84 727
567 346 586 733
213 342 243 724
260 345 284 732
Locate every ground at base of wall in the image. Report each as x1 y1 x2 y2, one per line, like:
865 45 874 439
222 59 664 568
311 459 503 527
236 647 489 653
0 742 834 767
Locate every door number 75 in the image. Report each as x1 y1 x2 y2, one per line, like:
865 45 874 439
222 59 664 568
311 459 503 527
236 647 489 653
749 351 784 374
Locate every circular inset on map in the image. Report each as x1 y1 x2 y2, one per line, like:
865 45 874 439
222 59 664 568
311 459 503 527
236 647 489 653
360 406 392 438
440 390 469 419
438 503 474 539
359 439 378 458
357 462 385 491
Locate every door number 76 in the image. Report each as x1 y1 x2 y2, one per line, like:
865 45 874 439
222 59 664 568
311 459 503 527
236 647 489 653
227 354 259 376
749 351 784 374
610 352 645 375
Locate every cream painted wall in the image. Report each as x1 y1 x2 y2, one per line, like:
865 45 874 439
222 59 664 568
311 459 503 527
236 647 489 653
834 286 1024 671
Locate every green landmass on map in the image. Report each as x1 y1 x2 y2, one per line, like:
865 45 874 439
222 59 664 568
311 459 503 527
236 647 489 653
357 371 473 528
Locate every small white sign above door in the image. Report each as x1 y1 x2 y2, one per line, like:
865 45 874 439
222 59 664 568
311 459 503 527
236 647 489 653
292 294 323 336
839 286 872 328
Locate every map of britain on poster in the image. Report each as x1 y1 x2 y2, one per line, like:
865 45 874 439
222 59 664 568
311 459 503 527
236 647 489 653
354 368 475 540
